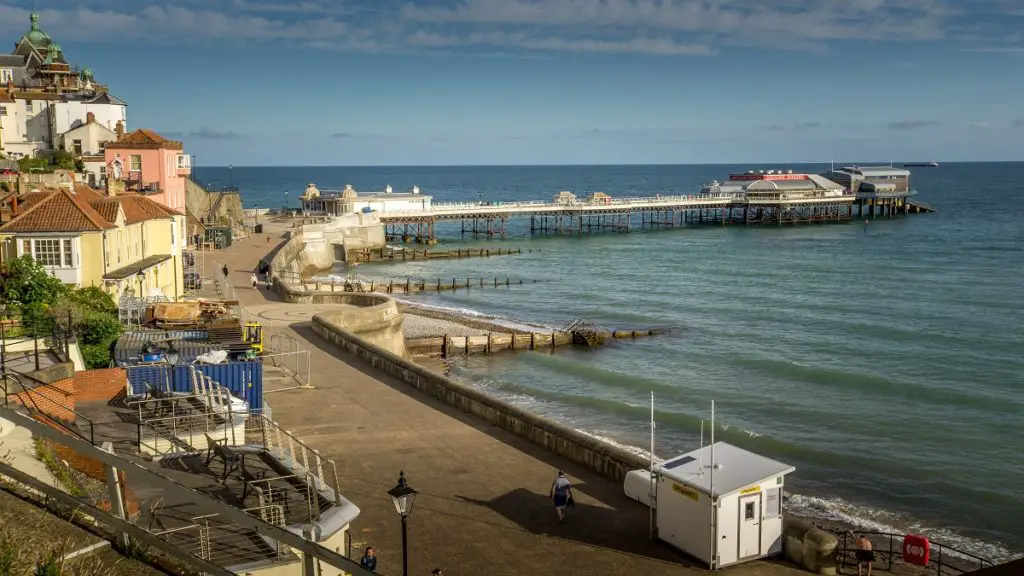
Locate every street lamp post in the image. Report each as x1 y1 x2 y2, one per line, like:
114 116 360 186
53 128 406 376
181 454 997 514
165 344 179 365
387 471 417 576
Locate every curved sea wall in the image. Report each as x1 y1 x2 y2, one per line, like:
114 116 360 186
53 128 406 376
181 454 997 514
311 310 650 482
270 220 405 357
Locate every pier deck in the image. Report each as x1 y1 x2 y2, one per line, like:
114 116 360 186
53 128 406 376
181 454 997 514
378 193 864 242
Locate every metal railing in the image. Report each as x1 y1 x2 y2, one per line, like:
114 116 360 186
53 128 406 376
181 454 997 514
1 370 96 445
245 412 342 506
833 530 995 575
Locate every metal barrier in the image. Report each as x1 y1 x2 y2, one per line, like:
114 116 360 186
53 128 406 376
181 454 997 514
245 412 342 506
260 351 312 391
0 406 374 576
834 530 995 575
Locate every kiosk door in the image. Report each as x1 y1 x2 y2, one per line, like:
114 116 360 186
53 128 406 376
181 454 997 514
738 493 762 559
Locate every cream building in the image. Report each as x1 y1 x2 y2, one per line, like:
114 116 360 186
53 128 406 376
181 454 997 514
0 183 185 300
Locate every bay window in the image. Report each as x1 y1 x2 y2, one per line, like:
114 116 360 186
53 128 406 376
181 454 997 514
20 238 76 267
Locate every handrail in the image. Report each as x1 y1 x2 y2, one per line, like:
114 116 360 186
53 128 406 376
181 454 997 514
247 412 341 506
832 529 995 574
1 371 95 445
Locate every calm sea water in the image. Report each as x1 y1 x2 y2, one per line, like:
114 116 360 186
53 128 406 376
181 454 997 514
211 163 1024 561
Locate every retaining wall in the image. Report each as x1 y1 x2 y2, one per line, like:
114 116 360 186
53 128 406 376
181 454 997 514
269 223 406 357
312 311 649 484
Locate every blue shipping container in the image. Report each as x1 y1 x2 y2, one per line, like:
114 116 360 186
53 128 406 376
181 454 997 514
126 362 263 411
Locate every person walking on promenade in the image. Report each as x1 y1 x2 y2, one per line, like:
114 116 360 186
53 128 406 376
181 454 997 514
251 272 258 289
549 470 573 522
359 547 377 573
266 234 271 246
854 532 874 576
222 264 229 280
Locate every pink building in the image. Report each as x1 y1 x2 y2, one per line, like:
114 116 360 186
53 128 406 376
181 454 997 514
104 129 191 213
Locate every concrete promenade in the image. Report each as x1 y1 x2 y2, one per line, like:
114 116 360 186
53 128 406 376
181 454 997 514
206 225 808 576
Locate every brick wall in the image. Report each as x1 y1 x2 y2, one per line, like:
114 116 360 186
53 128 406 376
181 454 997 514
74 368 128 403
10 378 75 422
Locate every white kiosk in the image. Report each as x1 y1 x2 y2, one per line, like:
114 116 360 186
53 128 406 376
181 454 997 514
654 442 794 569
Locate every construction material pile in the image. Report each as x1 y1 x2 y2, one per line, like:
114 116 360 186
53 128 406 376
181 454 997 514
149 299 239 329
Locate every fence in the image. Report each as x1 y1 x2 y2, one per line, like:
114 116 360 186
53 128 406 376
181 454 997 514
245 412 342 506
833 530 995 575
125 362 263 411
0 311 75 370
0 405 374 576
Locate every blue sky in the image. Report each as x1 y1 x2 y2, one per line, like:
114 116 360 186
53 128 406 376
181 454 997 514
2 0 1024 165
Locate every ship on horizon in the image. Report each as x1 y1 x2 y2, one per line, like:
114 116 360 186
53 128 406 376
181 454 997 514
903 161 940 167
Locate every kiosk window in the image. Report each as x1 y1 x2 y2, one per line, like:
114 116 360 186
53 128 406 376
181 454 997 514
765 488 781 518
744 502 755 520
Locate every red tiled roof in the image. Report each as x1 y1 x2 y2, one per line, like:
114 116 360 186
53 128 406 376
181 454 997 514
99 193 181 224
0 188 115 233
89 197 121 223
106 128 183 150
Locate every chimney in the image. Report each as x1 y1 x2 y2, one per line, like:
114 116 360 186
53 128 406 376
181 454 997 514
86 111 96 124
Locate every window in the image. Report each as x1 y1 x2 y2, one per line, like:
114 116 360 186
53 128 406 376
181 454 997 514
744 501 756 521
0 105 6 116
63 239 73 267
765 488 781 519
25 100 32 112
130 154 142 172
72 139 83 155
0 68 11 83
176 154 191 169
32 239 63 267
100 166 106 177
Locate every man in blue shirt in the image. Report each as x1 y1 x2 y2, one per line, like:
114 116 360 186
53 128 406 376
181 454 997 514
549 470 573 522
360 547 377 573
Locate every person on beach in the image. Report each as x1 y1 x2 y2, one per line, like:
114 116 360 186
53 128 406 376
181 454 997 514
854 533 874 576
222 264 229 279
359 547 377 573
550 470 573 522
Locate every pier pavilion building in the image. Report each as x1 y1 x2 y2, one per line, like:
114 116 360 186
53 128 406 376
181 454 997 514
300 183 432 216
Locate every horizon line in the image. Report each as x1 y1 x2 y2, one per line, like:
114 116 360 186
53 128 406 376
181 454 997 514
192 160 1022 169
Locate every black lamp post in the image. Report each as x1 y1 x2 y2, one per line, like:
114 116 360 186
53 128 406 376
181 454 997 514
165 344 179 365
387 471 417 576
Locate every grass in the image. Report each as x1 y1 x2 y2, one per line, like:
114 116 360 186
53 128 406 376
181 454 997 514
32 438 87 498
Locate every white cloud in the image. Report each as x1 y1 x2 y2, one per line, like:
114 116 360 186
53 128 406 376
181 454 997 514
0 0 1017 56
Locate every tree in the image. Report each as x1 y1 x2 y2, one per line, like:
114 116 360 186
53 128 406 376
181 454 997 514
0 256 68 321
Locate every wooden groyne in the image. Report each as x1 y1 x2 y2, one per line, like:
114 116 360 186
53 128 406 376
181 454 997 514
303 277 535 294
406 327 670 358
348 246 527 263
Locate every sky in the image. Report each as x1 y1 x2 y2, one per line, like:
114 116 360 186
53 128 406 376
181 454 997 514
1 0 1023 166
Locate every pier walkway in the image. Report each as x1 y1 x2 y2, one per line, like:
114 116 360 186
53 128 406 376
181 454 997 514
377 193 859 241
207 225 809 576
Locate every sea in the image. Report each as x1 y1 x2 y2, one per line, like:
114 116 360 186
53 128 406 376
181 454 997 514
203 162 1024 563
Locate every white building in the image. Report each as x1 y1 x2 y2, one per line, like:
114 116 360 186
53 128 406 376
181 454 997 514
0 12 126 160
60 112 118 186
654 442 794 569
301 184 432 215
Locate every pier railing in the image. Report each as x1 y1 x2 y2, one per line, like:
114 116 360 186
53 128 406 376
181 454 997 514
832 530 995 575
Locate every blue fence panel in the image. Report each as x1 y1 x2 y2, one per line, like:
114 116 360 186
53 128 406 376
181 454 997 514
126 362 263 411
126 365 171 395
171 362 263 412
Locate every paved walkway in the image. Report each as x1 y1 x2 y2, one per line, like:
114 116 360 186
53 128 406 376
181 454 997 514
205 225 809 576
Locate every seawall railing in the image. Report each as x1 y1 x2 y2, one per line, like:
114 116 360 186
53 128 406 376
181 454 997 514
832 530 995 575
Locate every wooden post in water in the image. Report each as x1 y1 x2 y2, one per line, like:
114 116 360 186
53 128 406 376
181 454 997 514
486 333 492 354
441 335 449 358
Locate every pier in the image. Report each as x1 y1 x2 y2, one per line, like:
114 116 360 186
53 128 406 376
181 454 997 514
380 193 857 243
303 167 934 244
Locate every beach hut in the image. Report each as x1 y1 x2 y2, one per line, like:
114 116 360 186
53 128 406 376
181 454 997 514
655 442 794 569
